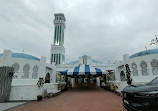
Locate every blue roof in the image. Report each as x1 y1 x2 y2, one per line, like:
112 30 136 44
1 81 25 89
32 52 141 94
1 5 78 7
68 59 103 64
0 53 40 61
130 49 158 58
91 59 103 64
69 60 79 64
60 64 104 75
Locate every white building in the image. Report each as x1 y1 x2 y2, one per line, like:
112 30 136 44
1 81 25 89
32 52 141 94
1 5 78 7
51 13 66 65
56 55 115 87
0 50 58 101
114 48 158 92
0 13 66 101
2 12 157 101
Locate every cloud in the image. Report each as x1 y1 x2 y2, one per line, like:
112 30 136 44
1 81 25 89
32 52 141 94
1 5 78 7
0 0 158 63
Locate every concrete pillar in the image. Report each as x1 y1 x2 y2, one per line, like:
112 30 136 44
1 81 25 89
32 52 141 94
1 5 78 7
3 50 12 66
40 56 46 64
71 78 75 87
123 54 129 63
96 77 100 87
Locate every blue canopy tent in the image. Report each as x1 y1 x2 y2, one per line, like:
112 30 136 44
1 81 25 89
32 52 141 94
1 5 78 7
60 64 108 75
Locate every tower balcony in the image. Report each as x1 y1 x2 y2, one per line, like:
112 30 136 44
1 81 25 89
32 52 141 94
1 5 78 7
51 45 65 51
53 20 65 24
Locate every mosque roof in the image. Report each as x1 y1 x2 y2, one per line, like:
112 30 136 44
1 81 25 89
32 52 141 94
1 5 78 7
0 53 40 61
68 59 103 64
129 48 158 58
69 60 79 64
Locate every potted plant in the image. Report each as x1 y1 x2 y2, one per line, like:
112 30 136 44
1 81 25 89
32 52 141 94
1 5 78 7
37 95 42 101
37 77 45 101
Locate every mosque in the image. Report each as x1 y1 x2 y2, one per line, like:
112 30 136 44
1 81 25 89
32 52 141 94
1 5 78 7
115 45 158 92
0 13 158 102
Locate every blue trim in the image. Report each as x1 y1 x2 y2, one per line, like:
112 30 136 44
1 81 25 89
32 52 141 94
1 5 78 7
92 59 103 64
11 53 40 61
60 65 103 75
60 70 68 75
130 49 158 58
69 60 79 64
73 66 80 75
85 65 90 75
0 53 40 61
95 68 102 75
69 59 103 64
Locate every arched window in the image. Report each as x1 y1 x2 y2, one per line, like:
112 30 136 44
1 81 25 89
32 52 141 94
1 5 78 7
12 63 19 79
151 59 158 75
120 71 126 81
32 65 38 79
22 64 30 79
12 63 19 72
131 62 138 76
140 61 148 76
45 73 50 83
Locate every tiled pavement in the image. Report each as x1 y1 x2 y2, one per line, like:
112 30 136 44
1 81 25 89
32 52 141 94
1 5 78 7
8 86 126 111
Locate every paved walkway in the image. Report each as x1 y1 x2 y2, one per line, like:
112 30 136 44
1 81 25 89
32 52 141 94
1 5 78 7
0 102 26 111
8 86 126 111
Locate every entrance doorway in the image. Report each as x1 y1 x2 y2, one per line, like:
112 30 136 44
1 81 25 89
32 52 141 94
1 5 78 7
68 75 98 87
45 73 50 83
120 71 126 81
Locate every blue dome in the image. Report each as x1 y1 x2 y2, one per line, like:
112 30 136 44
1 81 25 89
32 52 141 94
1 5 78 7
91 59 103 64
0 53 40 61
68 59 103 64
130 49 158 58
69 60 79 64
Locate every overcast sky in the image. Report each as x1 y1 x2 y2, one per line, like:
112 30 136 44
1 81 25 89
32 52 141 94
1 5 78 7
0 0 158 63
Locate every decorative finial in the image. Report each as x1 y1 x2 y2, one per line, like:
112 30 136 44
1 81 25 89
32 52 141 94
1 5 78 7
150 35 158 46
145 46 147 50
22 49 24 54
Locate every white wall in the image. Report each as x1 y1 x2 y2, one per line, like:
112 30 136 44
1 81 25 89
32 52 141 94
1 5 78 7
9 85 40 101
115 53 158 83
9 83 59 101
0 50 58 101
129 54 158 83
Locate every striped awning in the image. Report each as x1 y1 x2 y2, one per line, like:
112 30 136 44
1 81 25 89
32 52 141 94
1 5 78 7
60 64 108 75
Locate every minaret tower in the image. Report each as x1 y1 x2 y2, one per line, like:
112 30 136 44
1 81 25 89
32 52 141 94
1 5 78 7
51 13 66 65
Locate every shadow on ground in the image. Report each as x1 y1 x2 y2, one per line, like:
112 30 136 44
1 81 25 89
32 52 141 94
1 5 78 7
69 85 103 92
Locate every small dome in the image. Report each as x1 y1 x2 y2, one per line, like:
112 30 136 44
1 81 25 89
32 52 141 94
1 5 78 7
130 48 158 58
91 59 103 64
0 53 40 61
69 60 79 64
68 59 103 64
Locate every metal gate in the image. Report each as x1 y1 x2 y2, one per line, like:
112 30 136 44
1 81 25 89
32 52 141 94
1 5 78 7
0 67 14 102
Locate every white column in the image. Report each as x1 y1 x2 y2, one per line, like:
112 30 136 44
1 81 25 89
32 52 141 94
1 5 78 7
57 54 59 64
96 77 100 87
71 78 75 87
61 26 63 45
55 25 58 44
55 54 57 64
